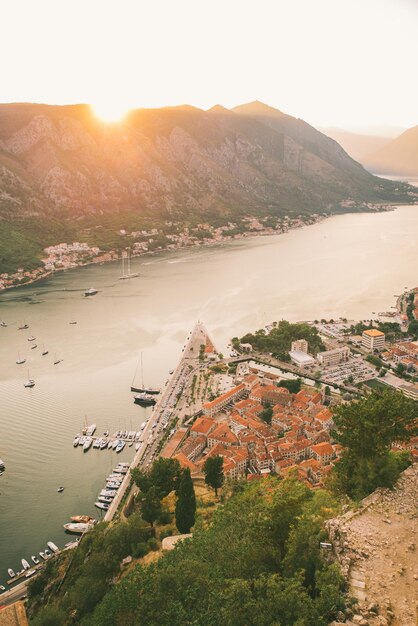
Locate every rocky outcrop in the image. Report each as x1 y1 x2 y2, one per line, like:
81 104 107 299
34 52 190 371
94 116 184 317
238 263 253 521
326 465 418 626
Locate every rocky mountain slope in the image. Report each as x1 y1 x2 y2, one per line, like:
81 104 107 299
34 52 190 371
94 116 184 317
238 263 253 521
365 126 418 176
326 465 418 626
0 101 413 223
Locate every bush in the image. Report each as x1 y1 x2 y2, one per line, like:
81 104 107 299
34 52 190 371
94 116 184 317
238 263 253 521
157 509 172 525
132 542 149 558
147 537 159 551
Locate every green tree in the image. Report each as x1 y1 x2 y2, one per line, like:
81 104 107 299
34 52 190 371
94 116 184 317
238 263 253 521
140 486 162 527
175 468 196 533
260 404 273 424
408 319 418 339
331 390 417 498
132 458 181 498
277 378 302 394
203 455 224 496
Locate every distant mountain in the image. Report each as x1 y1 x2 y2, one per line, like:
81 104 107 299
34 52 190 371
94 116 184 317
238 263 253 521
319 128 391 163
0 101 415 273
0 101 412 221
364 125 418 176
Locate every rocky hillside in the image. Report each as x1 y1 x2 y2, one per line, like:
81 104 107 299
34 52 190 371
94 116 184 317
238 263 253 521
0 101 413 222
365 126 418 176
326 465 418 626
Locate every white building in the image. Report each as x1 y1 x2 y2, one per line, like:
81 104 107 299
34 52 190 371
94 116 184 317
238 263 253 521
362 329 385 352
317 346 351 367
289 350 316 368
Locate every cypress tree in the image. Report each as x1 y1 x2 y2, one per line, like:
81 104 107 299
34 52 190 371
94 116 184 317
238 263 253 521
175 468 196 534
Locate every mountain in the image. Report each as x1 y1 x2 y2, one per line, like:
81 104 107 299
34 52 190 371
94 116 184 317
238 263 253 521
0 101 415 273
364 125 418 176
319 128 391 163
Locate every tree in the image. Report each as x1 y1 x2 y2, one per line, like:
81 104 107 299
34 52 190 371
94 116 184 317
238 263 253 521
277 378 302 394
140 486 162 527
175 468 196 533
203 455 224 496
132 458 181 499
331 390 418 498
260 404 273 425
408 319 418 339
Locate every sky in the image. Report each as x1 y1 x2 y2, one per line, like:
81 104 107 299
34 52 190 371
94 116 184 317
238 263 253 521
1 0 417 130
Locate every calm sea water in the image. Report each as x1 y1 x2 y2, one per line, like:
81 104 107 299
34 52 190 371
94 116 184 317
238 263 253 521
0 205 418 576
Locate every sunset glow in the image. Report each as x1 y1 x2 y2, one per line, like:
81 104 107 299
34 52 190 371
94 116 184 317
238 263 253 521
92 102 130 124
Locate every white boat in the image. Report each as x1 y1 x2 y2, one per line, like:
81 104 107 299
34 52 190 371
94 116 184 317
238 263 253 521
47 541 59 553
39 551 50 561
16 352 26 365
133 392 156 406
119 249 139 280
31 555 40 565
100 439 108 449
0 459 5 471
25 569 36 578
63 523 93 534
84 287 98 297
24 374 35 388
0 584 6 591
83 437 93 452
100 490 115 497
27 335 36 342
7 568 15 578
98 496 113 503
115 440 125 453
94 501 109 510
57 486 64 493
18 323 29 330
0 321 7 327
106 482 121 489
112 440 118 450
78 436 86 446
93 438 101 449
21 559 30 570
135 442 141 451
73 436 80 447
117 462 130 468
85 424 96 436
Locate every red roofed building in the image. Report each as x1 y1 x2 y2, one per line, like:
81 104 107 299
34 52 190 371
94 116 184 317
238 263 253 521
203 384 247 417
190 417 215 438
207 423 239 448
310 442 335 465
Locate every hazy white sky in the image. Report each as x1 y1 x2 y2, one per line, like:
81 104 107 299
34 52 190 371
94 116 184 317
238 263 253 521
1 0 417 128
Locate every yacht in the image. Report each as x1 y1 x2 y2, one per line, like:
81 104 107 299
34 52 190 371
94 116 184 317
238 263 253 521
21 559 30 570
31 555 40 565
94 501 109 510
98 495 113 503
84 287 98 297
100 490 115 498
24 377 35 388
83 437 93 452
47 541 59 553
7 568 15 578
134 393 156 406
63 522 93 534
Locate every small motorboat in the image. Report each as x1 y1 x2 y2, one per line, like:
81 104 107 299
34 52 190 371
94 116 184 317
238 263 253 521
98 496 113 503
135 443 141 451
103 430 109 437
57 486 64 493
83 437 93 452
47 541 59 553
0 584 6 591
70 515 95 524
25 569 36 578
39 551 49 561
16 353 26 365
0 321 7 328
54 358 63 365
31 555 40 565
21 559 31 570
94 501 109 510
73 436 80 447
7 568 15 578
27 336 36 342
63 522 94 534
18 323 29 330
31 344 37 349
41 349 49 356
24 379 35 388
115 440 126 453
84 287 98 297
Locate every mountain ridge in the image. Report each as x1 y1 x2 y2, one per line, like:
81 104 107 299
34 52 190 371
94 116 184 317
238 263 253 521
365 125 418 176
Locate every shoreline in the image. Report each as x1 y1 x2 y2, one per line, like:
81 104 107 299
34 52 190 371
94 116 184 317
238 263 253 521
0 203 404 294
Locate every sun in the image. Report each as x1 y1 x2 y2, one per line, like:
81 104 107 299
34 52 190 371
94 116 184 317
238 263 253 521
91 102 130 124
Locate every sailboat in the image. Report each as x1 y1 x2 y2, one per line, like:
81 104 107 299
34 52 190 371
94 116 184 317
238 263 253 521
132 353 159 404
119 249 139 280
41 345 49 356
16 352 26 365
24 370 35 388
69 314 77 325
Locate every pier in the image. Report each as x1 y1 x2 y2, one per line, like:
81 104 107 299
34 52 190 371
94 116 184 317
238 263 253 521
104 322 214 521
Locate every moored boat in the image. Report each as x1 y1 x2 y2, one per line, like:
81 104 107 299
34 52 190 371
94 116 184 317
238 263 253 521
83 437 93 452
63 522 94 534
115 440 126 453
73 436 80 447
7 568 15 578
94 501 109 510
70 515 95 524
84 287 98 297
47 541 59 553
27 335 36 342
21 559 30 570
133 392 156 406
31 555 40 565
24 378 35 388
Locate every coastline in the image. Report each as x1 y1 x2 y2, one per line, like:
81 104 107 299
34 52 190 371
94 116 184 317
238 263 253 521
0 203 402 294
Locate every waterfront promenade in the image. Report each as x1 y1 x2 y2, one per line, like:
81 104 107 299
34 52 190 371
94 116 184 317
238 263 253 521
104 322 213 521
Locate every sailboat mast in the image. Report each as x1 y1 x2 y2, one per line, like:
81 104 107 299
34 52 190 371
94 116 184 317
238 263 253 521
127 249 131 276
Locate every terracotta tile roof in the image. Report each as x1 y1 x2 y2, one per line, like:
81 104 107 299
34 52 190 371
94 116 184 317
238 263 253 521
172 452 201 474
310 442 334 456
203 383 246 411
363 329 385 337
190 417 215 435
208 422 239 445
